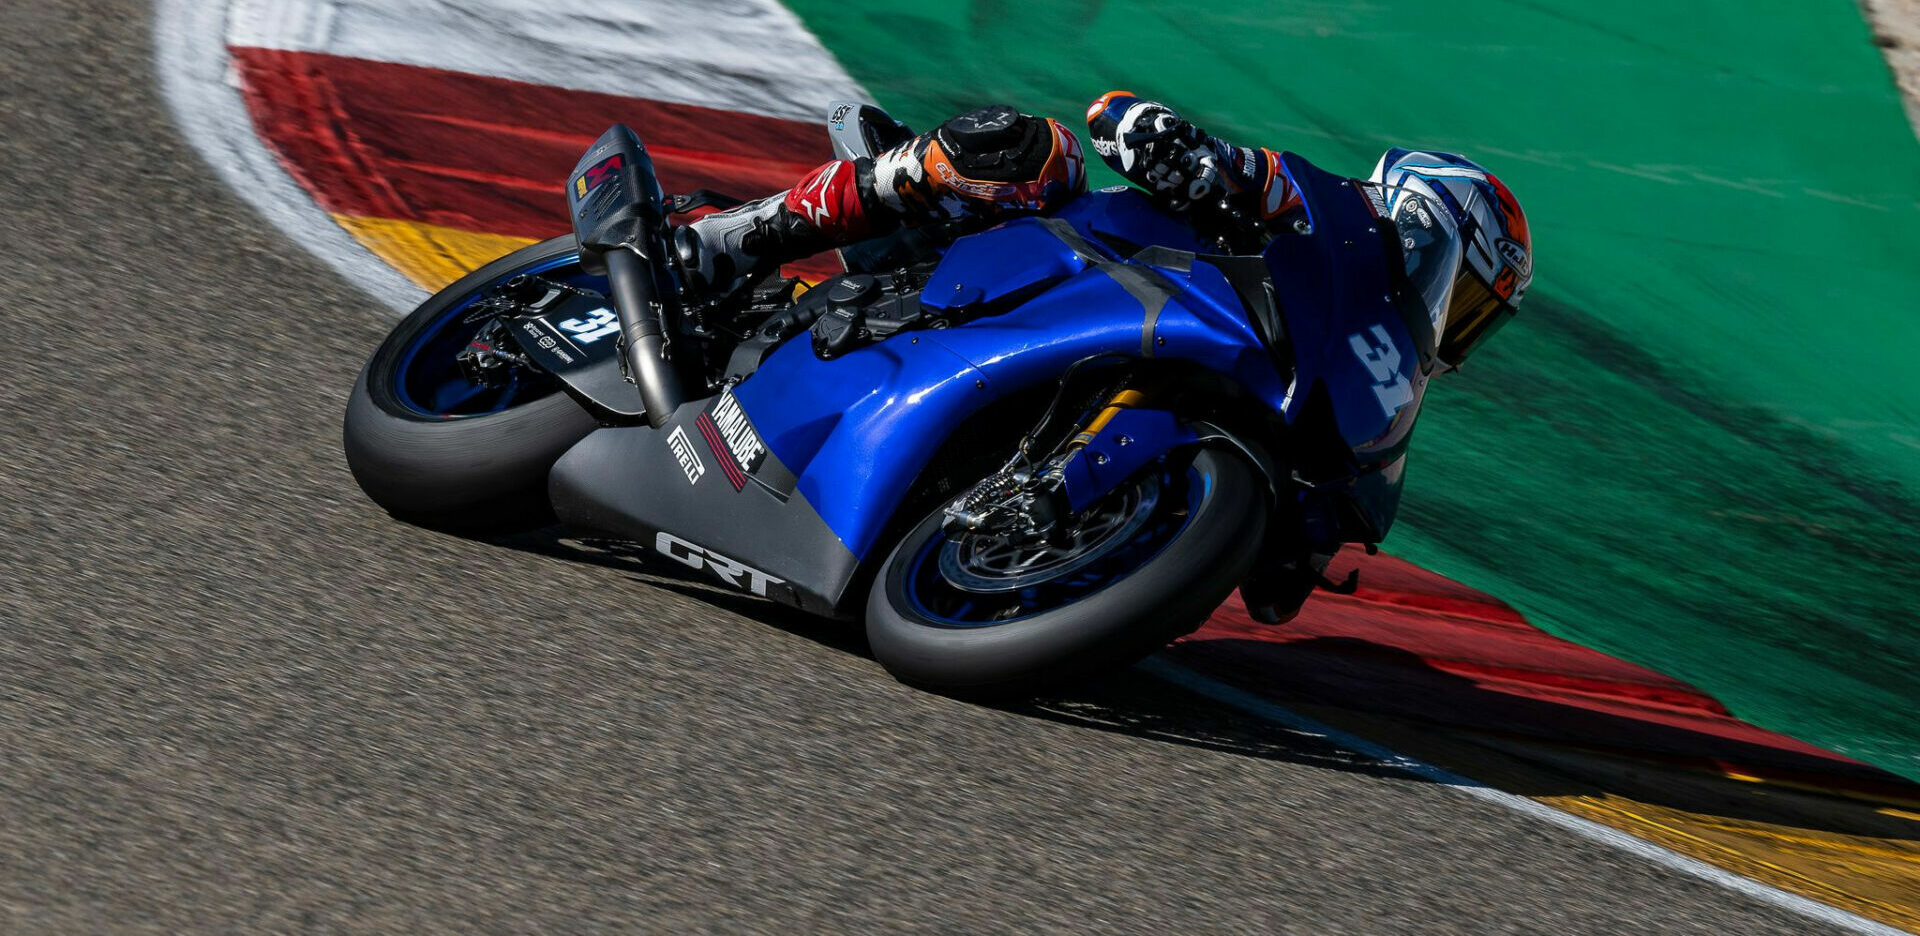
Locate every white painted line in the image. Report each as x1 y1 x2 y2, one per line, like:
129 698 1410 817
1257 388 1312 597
226 0 866 122
158 0 869 315
153 0 425 314
1140 657 1911 936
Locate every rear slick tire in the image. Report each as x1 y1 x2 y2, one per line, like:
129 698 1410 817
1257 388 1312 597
866 447 1266 697
343 236 599 533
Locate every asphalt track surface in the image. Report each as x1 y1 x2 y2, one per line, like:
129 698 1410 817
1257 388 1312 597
0 3 1867 933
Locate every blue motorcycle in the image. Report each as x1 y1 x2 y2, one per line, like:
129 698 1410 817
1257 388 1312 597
344 105 1433 694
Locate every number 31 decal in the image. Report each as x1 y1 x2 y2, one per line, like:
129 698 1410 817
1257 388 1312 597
1348 324 1415 418
556 308 620 344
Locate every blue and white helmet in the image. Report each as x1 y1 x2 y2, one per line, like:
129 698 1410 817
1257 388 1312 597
1368 149 1533 367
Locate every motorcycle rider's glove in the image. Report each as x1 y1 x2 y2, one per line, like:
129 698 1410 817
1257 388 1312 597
1087 91 1298 224
1088 93 1221 211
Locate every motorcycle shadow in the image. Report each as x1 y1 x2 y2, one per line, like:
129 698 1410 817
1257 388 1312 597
489 525 1425 783
1161 635 1920 843
490 525 1920 846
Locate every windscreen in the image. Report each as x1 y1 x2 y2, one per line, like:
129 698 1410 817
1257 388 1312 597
1386 190 1462 337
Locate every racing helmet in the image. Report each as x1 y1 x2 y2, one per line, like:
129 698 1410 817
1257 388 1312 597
1368 149 1532 367
880 105 1087 215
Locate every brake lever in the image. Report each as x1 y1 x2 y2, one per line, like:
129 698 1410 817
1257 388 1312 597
667 189 747 215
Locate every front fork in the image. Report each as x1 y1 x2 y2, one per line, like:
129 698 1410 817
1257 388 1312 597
1051 389 1196 513
943 382 1195 540
1052 383 1353 625
946 380 1340 624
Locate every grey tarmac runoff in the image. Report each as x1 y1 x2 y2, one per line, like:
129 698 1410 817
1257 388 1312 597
0 1 1873 932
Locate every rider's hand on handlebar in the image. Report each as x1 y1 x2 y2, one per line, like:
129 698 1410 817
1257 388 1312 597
1120 107 1225 213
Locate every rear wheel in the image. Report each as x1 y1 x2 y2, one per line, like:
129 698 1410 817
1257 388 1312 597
343 236 602 531
867 447 1265 696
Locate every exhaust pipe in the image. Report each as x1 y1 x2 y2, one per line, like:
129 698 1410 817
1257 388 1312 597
604 247 683 427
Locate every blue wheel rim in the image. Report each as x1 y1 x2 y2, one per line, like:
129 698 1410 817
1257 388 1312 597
391 253 607 418
900 464 1209 628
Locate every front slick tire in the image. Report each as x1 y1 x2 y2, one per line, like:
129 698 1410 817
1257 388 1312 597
344 236 598 533
867 447 1265 698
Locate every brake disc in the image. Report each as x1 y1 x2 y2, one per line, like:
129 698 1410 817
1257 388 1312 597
936 474 1162 593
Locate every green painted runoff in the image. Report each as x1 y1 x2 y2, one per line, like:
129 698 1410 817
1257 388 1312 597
785 0 1920 781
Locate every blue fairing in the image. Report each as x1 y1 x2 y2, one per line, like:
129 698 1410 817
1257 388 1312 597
1266 154 1430 444
731 188 1285 561
1264 153 1434 539
1051 186 1208 256
729 166 1431 561
919 218 1091 311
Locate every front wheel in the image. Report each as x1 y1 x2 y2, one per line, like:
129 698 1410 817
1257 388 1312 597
867 447 1266 696
344 236 601 531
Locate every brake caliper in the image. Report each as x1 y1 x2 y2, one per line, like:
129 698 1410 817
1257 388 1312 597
455 277 554 388
456 317 533 389
942 469 1064 540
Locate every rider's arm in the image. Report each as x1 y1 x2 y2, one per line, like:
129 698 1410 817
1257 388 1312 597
1084 91 1300 222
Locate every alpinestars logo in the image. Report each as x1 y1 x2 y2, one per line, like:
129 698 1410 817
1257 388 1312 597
794 160 840 226
666 425 706 485
696 389 766 492
933 160 1016 198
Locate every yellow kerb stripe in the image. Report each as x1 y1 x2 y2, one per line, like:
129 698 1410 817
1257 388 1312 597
330 214 539 290
1537 792 1920 931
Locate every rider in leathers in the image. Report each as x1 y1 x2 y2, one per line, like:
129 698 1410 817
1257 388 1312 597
676 93 1307 290
675 92 1535 621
